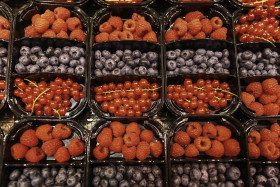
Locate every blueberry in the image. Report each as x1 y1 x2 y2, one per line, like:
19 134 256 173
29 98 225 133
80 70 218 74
121 66 132 75
78 47 85 56
181 50 193 60
9 169 21 181
95 60 103 69
179 66 191 74
74 172 82 181
209 175 218 183
139 66 147 75
109 179 118 186
167 51 177 60
181 174 189 186
2 57 7 65
45 177 55 186
43 65 53 73
78 57 86 66
127 167 135 178
241 51 254 60
56 172 67 183
263 48 273 58
174 68 179 74
54 48 62 57
222 49 229 57
93 166 102 176
267 177 278 186
127 59 136 67
119 180 129 187
190 168 202 181
134 58 140 66
29 54 38 64
2 66 6 75
209 168 218 178
100 179 109 187
196 48 206 56
188 181 199 187
116 172 123 181
68 67 75 74
198 68 205 73
239 67 247 77
115 50 123 58
148 173 155 182
191 65 198 73
140 166 150 174
29 168 40 180
255 174 267 185
268 69 278 76
193 55 204 64
95 50 102 60
200 63 207 69
105 59 116 71
207 56 219 66
242 60 253 69
104 166 116 179
217 182 225 187
17 178 31 187
234 179 244 187
184 59 193 67
20 46 31 56
69 46 81 59
19 55 31 66
150 61 158 69
67 175 77 186
45 47 54 57
59 53 70 65
208 163 216 170
15 63 26 73
237 52 242 61
92 176 101 186
256 62 264 70
226 166 241 181
111 54 120 62
138 179 147 187
147 52 158 61
123 55 133 62
41 168 51 178
152 165 162 178
270 58 277 64
69 59 78 67
250 166 256 177
206 50 215 57
132 50 141 58
176 57 185 68
23 168 32 177
260 58 270 65
172 175 181 186
131 169 142 182
200 163 208 171
51 168 58 177
221 58 230 69
57 64 67 73
175 49 181 57
255 70 261 76
102 50 112 59
18 174 27 181
112 68 121 76
167 60 176 71
62 46 71 54
133 67 139 75
217 163 226 174
202 56 209 64
66 167 75 176
140 58 150 67
7 181 17 187
215 51 223 59
75 65 85 75
201 170 209 184
115 61 124 69
251 54 257 63
75 182 82 187
218 173 226 182
264 166 278 178
31 176 44 186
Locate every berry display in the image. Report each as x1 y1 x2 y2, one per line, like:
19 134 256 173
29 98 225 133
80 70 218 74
93 121 163 160
10 123 85 163
92 165 163 187
250 165 280 187
24 7 85 41
93 49 159 77
241 78 280 116
237 0 279 6
93 79 160 117
13 77 85 117
171 121 240 158
7 167 83 187
167 79 236 114
165 11 228 42
235 5 280 43
0 15 10 40
171 163 244 187
95 13 158 42
15 46 86 75
166 48 230 75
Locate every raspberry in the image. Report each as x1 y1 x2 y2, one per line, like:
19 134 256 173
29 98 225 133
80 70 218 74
194 136 211 152
140 130 154 143
34 18 50 33
10 143 28 160
109 30 122 41
109 137 123 152
54 7 71 20
126 122 141 135
271 123 280 136
277 86 280 98
248 130 261 144
41 139 63 156
93 145 109 160
188 19 202 36
165 30 178 42
248 143 260 158
135 20 152 37
143 31 158 42
173 18 188 37
123 19 136 33
120 31 134 40
136 141 150 161
99 22 113 33
97 127 113 147
275 138 280 147
260 128 278 143
185 144 199 157
25 26 40 37
57 30 68 38
210 27 227 40
95 32 109 43
133 32 142 40
216 126 231 142
52 123 72 140
66 17 82 31
264 103 280 116
0 16 9 29
210 17 223 30
267 147 280 160
249 102 264 116
185 11 204 23
201 19 212 35
259 141 276 158
68 138 85 156
246 82 263 98
20 129 39 147
170 143 185 158
70 29 86 41
51 18 67 34
110 121 126 137
206 140 224 158
107 16 123 31
42 29 56 37
186 122 202 139
150 141 163 158
181 32 194 40
259 94 277 105
223 139 240 157
241 92 255 106
202 122 217 138
132 13 145 22
36 124 53 141
123 133 140 146
41 9 55 25
54 146 70 162
194 32 206 39
122 144 136 160
32 14 41 26
262 78 278 94
25 147 45 162
174 131 191 146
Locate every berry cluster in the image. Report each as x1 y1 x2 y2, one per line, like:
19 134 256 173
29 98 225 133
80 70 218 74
10 123 85 163
238 0 279 6
171 122 240 158
92 165 163 186
94 49 159 77
16 46 86 75
13 77 85 117
25 7 85 41
250 165 280 186
0 47 8 75
7 167 83 187
165 11 228 42
235 5 280 43
238 48 280 77
241 78 280 116
93 79 160 117
172 163 244 186
166 48 230 75
93 121 163 160
0 15 10 40
167 79 235 114
95 13 157 43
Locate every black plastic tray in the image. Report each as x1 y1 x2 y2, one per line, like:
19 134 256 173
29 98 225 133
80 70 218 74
229 0 280 9
33 0 88 7
166 0 223 6
93 0 155 7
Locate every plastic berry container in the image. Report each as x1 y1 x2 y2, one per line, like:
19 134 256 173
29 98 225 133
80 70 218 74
229 0 280 9
33 0 88 8
94 0 155 7
166 0 223 6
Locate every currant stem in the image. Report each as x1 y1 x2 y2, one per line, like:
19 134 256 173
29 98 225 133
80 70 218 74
53 109 61 119
184 99 190 102
212 88 238 97
24 79 38 87
15 84 23 91
244 34 276 47
99 87 161 95
31 88 50 114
